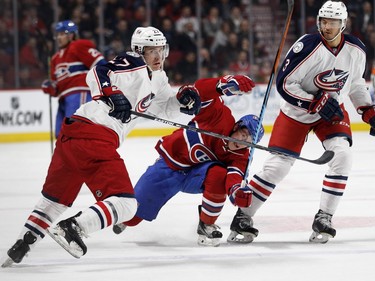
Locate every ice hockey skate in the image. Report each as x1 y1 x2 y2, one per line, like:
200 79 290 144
227 208 259 243
197 220 223 247
47 212 88 258
309 209 336 243
113 222 127 234
1 231 37 267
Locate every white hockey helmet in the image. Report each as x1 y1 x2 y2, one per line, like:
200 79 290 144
131 26 169 58
316 1 348 33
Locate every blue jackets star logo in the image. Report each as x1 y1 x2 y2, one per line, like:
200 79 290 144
313 68 349 93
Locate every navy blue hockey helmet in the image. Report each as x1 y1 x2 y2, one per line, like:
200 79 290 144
236 114 264 144
55 20 78 34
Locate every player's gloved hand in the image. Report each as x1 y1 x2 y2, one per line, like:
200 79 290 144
176 85 201 115
229 183 253 208
359 105 375 136
103 87 132 123
41 79 57 97
216 75 255 96
309 91 344 122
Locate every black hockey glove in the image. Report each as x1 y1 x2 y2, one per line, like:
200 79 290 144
102 87 132 123
309 91 344 122
176 85 201 115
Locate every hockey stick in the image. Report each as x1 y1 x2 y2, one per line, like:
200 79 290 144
130 110 334 165
244 0 295 180
33 21 54 155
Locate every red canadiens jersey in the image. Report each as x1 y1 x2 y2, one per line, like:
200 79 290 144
50 39 105 98
155 78 250 193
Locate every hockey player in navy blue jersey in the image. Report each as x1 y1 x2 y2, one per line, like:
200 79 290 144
1 26 201 267
228 1 375 244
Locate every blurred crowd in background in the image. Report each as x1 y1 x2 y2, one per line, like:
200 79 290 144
0 0 374 89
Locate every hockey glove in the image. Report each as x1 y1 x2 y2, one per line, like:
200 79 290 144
102 87 132 123
216 75 255 96
41 79 57 97
176 85 201 115
359 105 375 136
229 183 252 208
309 91 344 122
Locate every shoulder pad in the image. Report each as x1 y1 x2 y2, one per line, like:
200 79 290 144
109 52 146 70
125 51 141 58
70 39 95 49
291 33 321 54
344 34 366 52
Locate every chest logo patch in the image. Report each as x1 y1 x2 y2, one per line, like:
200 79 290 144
189 143 217 163
136 93 155 112
314 68 349 93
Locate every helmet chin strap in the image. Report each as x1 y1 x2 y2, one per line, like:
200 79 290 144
319 25 345 43
320 30 342 42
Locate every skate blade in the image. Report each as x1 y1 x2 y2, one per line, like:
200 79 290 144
227 231 256 244
1 257 14 268
309 231 332 244
197 235 221 247
46 228 83 258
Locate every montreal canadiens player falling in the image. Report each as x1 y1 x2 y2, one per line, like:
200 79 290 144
41 20 106 138
227 1 375 244
113 75 262 247
1 26 202 267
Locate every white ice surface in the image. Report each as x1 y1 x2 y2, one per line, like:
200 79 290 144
0 132 374 281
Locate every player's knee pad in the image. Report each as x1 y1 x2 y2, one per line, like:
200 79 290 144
259 153 295 184
323 137 352 175
104 196 137 223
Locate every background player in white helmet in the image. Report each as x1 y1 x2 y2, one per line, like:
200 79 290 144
41 20 107 138
227 1 375 244
112 75 260 247
2 26 202 266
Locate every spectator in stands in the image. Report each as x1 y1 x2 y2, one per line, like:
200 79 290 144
229 50 251 76
174 51 198 83
202 6 222 47
228 6 243 33
213 32 240 73
159 17 178 51
356 1 373 38
19 37 44 86
210 20 231 57
175 5 199 34
176 21 198 53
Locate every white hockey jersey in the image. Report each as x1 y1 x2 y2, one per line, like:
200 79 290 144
276 33 372 124
76 51 181 145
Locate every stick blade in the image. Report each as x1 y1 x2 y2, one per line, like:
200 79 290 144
313 150 334 165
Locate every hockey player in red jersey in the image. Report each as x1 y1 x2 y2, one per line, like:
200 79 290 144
1 26 201 266
228 1 375 244
41 20 106 138
112 74 263 246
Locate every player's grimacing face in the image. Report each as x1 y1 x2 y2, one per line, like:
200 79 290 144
143 46 164 71
228 127 252 151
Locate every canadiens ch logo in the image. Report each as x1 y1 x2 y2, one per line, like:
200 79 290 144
189 143 217 163
313 68 349 93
